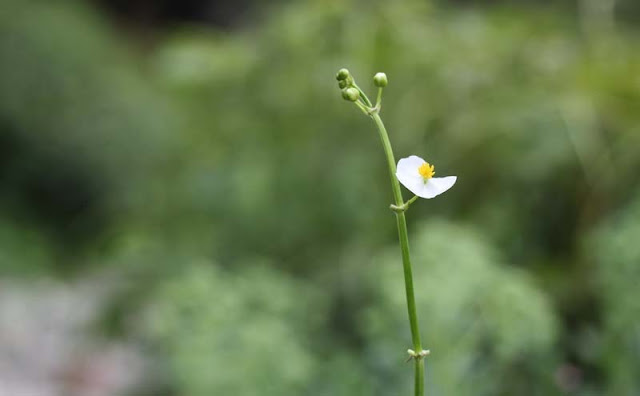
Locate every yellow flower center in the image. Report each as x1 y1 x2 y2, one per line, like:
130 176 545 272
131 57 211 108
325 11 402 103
418 162 435 180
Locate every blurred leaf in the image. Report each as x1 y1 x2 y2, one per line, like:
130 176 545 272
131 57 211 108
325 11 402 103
362 221 559 395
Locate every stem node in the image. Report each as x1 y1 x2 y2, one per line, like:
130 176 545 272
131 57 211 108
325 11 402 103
406 349 431 362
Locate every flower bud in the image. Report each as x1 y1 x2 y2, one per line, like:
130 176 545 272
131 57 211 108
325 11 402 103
373 72 388 87
336 68 350 81
342 87 360 102
338 79 348 89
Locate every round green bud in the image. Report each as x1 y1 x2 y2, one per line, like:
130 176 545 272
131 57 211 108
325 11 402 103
342 87 360 102
338 79 348 89
373 72 388 87
336 68 350 81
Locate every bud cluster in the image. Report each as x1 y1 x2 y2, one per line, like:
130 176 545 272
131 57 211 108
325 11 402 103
335 68 389 107
336 68 358 102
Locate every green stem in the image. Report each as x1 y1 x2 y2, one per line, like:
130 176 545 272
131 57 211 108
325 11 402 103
376 87 383 108
415 359 425 396
352 83 373 107
391 195 419 212
370 112 425 396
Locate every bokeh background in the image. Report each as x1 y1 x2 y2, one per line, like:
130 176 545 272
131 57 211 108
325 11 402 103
1 0 639 395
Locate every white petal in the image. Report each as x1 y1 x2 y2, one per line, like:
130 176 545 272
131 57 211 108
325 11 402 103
420 176 457 199
396 156 426 197
399 173 428 197
396 155 425 179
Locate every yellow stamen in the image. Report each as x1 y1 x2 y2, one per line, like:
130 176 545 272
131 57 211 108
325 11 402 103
418 162 435 180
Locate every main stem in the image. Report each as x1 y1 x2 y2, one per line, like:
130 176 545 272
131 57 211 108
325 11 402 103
371 113 425 396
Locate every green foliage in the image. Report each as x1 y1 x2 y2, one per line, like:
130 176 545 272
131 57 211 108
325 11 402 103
0 218 54 275
589 194 640 394
363 221 558 395
1 0 640 394
0 0 180 252
143 263 318 395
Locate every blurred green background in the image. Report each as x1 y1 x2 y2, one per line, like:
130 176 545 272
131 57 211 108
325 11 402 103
0 0 639 395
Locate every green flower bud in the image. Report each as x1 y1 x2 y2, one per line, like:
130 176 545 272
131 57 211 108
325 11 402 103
338 79 348 89
336 68 350 81
342 87 360 102
373 72 388 87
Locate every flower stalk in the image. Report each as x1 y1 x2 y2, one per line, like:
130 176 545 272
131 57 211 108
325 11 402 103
372 110 426 396
336 69 427 396
390 195 419 213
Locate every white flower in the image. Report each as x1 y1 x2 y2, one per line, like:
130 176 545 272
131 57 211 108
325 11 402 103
395 155 457 199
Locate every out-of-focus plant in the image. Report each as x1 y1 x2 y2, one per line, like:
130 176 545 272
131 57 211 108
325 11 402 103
1 0 640 394
0 219 54 275
589 194 640 394
142 262 319 396
363 221 558 395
